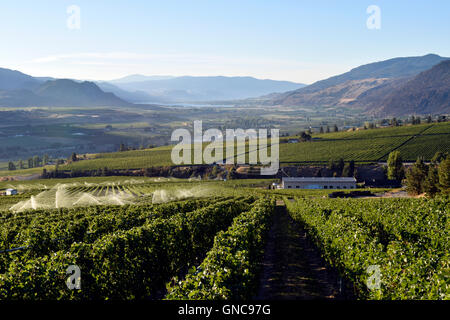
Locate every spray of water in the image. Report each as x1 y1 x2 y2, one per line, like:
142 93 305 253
8 180 211 212
10 183 135 212
151 186 209 204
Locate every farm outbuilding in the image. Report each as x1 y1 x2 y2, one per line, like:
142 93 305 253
5 188 18 195
281 177 357 189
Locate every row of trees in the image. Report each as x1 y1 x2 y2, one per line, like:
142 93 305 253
7 155 50 171
405 156 449 196
291 115 447 137
380 115 447 128
326 159 355 177
8 153 77 171
119 143 156 152
319 125 339 134
387 150 449 196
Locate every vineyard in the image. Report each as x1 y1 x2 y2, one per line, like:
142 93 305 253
0 196 278 299
56 122 450 172
284 196 449 299
0 176 448 300
0 178 275 212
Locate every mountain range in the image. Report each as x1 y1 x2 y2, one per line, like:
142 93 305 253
268 54 449 115
0 69 305 106
364 60 450 116
0 53 448 116
108 76 306 102
0 69 130 107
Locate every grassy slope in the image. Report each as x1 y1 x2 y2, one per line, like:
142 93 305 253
282 122 449 163
2 122 449 173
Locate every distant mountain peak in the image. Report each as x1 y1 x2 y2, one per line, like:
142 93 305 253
110 74 175 84
370 59 450 116
268 54 449 114
0 71 129 107
110 75 306 102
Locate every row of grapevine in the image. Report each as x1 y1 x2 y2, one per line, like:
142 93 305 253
0 198 217 251
284 196 449 299
0 198 230 274
166 197 276 300
0 197 254 299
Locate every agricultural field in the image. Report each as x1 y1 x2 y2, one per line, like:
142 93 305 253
0 177 276 211
285 197 449 299
2 122 449 178
0 175 447 300
283 122 450 163
0 104 364 167
62 122 450 171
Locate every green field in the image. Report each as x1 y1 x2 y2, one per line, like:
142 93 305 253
2 122 449 176
283 122 449 163
0 176 447 300
62 122 450 170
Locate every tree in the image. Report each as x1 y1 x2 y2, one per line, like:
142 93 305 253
337 158 345 174
390 118 399 126
320 126 324 134
405 158 428 195
28 158 34 169
211 165 219 177
43 154 49 165
18 160 24 169
328 159 336 171
299 131 311 141
33 156 41 168
387 151 404 181
438 158 450 193
431 151 446 164
8 161 16 171
226 166 237 180
342 160 355 177
423 166 440 197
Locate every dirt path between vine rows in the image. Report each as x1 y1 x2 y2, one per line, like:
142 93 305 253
256 202 354 300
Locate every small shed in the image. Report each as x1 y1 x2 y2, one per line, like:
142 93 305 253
5 188 18 196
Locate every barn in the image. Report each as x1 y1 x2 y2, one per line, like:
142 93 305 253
281 177 357 189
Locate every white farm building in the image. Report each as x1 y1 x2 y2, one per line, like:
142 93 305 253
5 188 18 195
281 177 357 190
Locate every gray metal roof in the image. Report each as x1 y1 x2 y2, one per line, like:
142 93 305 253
282 177 356 182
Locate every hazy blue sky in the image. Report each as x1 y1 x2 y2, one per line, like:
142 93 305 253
1 0 449 83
